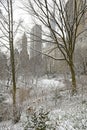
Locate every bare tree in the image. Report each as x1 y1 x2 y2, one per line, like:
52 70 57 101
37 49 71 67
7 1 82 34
0 0 22 122
21 0 87 94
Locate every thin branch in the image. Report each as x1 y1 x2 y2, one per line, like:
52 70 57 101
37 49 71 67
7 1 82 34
29 45 65 61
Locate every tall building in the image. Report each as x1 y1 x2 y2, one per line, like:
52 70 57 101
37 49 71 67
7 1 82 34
50 0 56 39
30 24 42 59
20 33 29 74
65 0 85 37
21 33 28 53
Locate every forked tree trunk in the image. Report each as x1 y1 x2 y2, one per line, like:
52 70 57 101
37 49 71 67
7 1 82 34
69 60 77 95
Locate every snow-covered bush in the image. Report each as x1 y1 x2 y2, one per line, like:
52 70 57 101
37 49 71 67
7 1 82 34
24 107 49 130
46 103 87 130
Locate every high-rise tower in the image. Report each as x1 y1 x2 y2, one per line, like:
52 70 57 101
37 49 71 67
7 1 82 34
22 33 27 53
30 24 42 59
65 0 85 35
20 33 29 73
50 0 56 40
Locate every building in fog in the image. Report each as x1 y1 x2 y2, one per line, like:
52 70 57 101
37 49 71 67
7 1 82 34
42 0 66 74
20 33 29 75
50 0 56 40
65 0 84 38
30 24 42 59
29 24 44 77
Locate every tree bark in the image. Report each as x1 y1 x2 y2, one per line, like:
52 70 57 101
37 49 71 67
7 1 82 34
69 60 77 95
7 0 17 122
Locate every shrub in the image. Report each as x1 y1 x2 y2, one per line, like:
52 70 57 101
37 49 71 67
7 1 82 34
24 107 49 130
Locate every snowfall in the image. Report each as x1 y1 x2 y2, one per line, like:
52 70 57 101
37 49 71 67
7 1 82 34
0 74 87 130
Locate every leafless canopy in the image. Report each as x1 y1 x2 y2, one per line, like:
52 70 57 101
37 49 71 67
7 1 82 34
22 0 87 94
22 0 87 63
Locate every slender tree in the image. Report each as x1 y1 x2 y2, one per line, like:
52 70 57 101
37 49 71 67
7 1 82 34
7 0 17 122
0 0 21 122
22 0 87 94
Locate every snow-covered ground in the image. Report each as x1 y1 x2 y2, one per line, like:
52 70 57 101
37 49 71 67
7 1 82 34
0 75 87 130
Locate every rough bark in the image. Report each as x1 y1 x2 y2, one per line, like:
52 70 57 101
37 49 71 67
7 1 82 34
69 60 77 95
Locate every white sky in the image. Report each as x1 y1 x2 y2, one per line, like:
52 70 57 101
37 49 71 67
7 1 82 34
13 0 32 25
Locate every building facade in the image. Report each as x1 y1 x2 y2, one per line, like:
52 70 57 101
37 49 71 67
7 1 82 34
30 24 42 59
19 33 29 75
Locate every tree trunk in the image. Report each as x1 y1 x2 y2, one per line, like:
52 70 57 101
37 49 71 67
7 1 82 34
69 61 77 95
7 0 17 123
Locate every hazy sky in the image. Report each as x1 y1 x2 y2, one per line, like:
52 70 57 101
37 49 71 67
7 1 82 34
14 0 32 25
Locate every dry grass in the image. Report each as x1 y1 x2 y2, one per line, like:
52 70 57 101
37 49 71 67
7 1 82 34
10 87 32 105
16 87 32 105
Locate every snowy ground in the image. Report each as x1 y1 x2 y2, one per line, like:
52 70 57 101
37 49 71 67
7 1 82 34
0 75 87 130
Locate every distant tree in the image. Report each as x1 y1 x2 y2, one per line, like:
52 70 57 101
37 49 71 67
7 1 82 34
22 0 87 94
0 51 7 80
75 45 87 75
